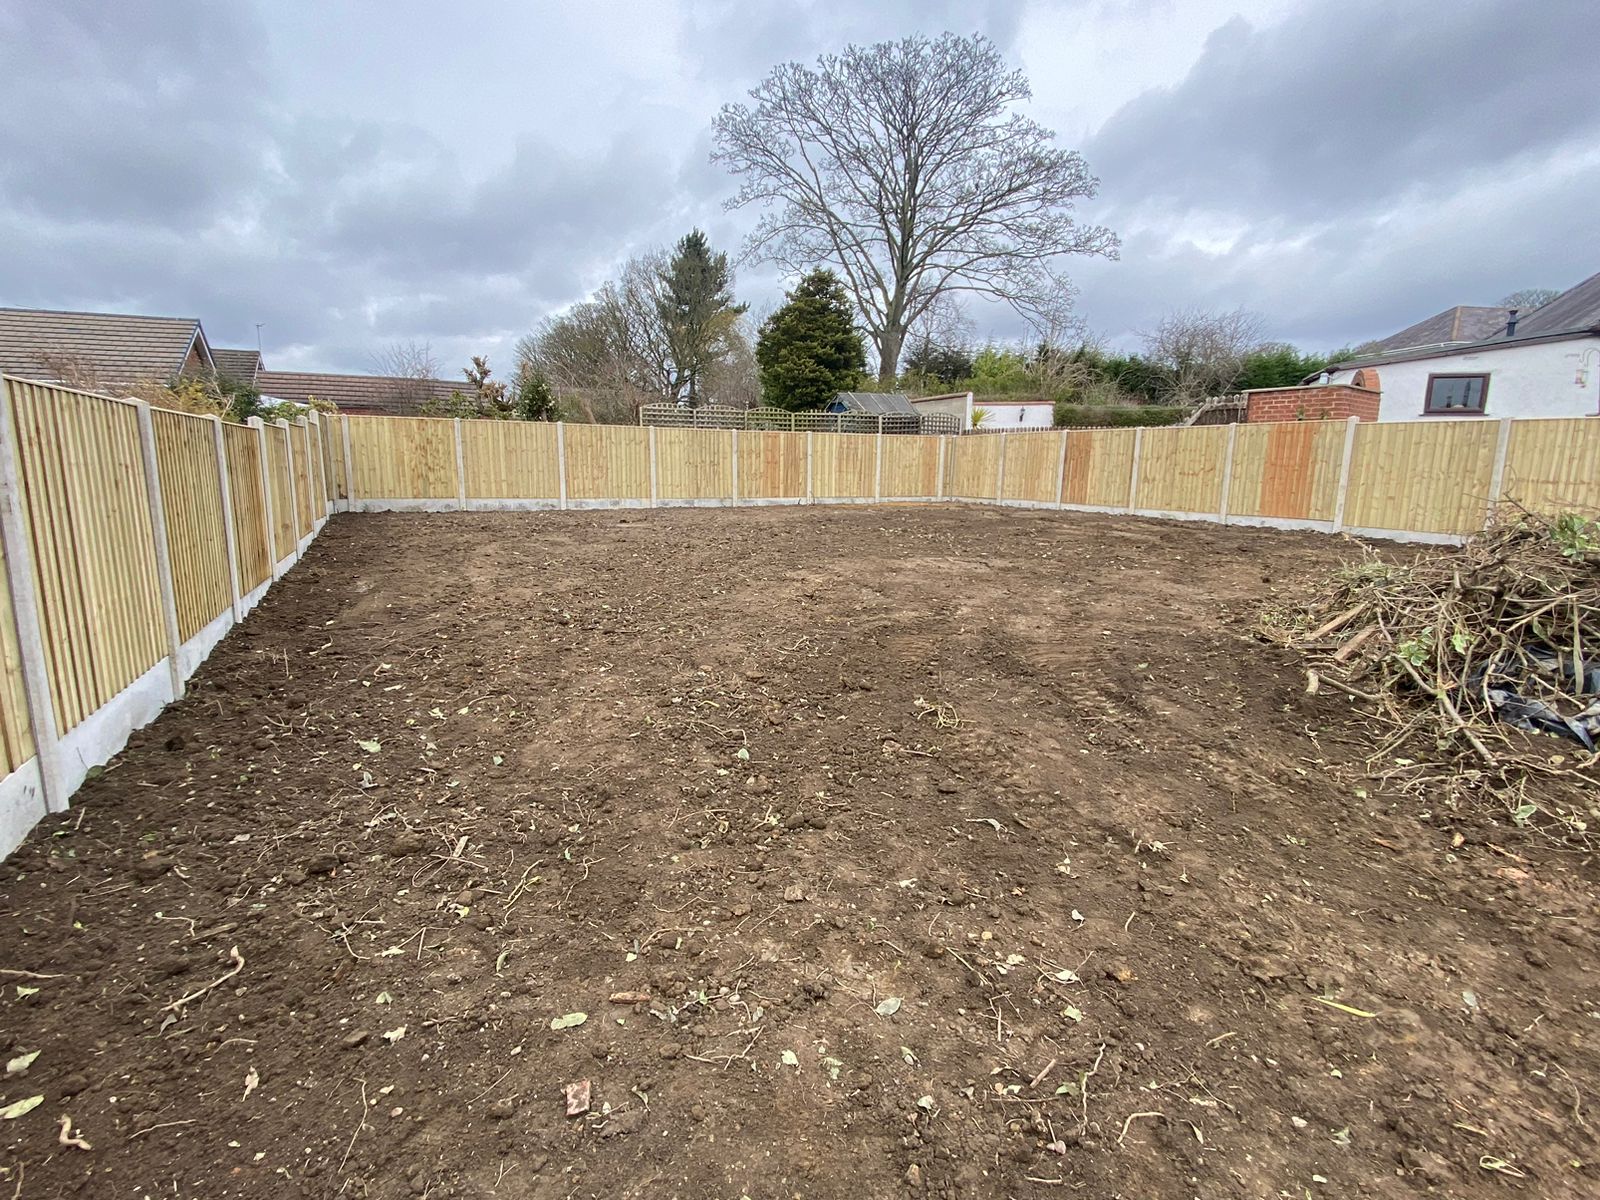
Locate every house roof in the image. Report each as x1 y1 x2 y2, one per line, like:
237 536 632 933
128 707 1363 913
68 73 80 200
212 347 262 384
1368 305 1509 354
831 391 917 415
1500 269 1600 339
0 306 212 388
257 370 462 416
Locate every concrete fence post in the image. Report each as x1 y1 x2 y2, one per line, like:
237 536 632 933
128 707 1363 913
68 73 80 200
875 413 885 503
1218 423 1238 524
134 402 185 700
648 425 659 508
341 415 357 511
1127 427 1144 513
1051 431 1068 509
935 436 947 502
453 418 467 511
995 432 1007 501
210 415 243 621
556 422 568 510
0 385 67 813
1485 417 1514 528
805 432 814 504
1331 415 1361 532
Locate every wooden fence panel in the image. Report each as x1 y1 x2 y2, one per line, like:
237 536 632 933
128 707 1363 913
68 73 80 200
6 381 165 733
348 416 458 500
292 423 314 536
739 431 805 500
1135 425 1229 514
810 433 876 498
462 421 560 500
1000 432 1065 503
565 424 650 500
946 435 1001 499
881 436 942 498
317 416 344 503
1344 419 1499 535
304 420 328 517
0 543 33 775
656 427 734 500
1062 429 1136 508
1227 421 1345 522
150 409 231 641
1502 419 1600 516
223 424 272 592
265 425 296 558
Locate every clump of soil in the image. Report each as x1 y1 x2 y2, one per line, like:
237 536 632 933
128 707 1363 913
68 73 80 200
2 506 1597 1199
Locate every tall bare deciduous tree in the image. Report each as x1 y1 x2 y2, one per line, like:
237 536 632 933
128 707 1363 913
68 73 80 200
372 340 441 411
1139 307 1266 404
713 32 1118 383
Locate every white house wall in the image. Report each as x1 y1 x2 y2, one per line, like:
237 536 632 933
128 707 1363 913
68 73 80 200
978 402 1056 430
1329 336 1600 421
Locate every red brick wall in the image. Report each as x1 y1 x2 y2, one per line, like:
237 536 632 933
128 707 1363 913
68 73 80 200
1245 384 1379 424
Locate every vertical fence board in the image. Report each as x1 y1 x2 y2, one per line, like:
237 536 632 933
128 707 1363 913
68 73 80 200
998 432 1066 503
810 433 877 499
564 424 651 500
460 422 561 499
1501 419 1600 515
1133 425 1229 514
6 382 165 732
655 427 734 500
293 422 315 535
150 409 232 641
880 436 943 498
1344 420 1499 534
265 425 296 557
223 424 272 592
737 431 806 500
0 540 34 774
1062 429 1136 508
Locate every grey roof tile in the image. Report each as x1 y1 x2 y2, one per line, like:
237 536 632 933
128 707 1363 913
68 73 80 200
0 307 207 388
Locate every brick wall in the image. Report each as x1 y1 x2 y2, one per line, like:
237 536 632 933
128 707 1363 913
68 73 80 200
1245 383 1379 424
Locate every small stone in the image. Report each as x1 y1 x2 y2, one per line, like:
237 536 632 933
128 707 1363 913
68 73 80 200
305 853 339 876
131 856 174 882
905 1163 923 1188
488 1099 516 1120
783 885 804 903
1104 960 1134 983
563 1079 591 1117
57 1073 88 1097
388 832 427 857
935 780 961 794
342 1030 370 1049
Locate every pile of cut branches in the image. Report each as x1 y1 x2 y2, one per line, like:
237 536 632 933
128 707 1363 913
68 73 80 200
1263 508 1600 842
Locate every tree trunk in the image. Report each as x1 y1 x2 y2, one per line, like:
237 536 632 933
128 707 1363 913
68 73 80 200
876 325 905 385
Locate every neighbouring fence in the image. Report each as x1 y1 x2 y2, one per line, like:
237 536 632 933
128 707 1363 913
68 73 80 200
3 376 1598 857
0 375 333 857
639 402 962 438
340 412 1599 540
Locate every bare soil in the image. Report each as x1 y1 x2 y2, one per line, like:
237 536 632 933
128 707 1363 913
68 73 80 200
2 505 1597 1199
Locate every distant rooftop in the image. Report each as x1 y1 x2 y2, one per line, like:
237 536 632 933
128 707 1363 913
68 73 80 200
829 391 917 416
0 306 210 388
1368 305 1509 354
258 369 462 416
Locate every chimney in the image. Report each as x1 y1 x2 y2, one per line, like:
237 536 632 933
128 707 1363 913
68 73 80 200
1505 308 1519 336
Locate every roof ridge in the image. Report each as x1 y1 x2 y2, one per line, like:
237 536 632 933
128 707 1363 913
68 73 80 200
0 305 200 326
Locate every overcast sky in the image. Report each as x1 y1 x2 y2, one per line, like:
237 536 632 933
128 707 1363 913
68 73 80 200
1 0 1594 376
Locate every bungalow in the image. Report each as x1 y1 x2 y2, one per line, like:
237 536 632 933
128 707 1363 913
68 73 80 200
0 306 217 390
1313 271 1600 421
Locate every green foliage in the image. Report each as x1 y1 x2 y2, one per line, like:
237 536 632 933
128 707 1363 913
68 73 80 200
756 269 867 411
966 345 1032 392
1551 513 1598 561
1051 403 1189 429
421 356 538 421
901 339 973 387
1235 344 1330 391
513 371 559 421
657 229 746 406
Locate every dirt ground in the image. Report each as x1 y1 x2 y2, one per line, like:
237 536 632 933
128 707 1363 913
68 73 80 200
3 505 1598 1199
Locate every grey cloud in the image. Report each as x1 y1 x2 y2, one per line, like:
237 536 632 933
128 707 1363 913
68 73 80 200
1087 0 1600 220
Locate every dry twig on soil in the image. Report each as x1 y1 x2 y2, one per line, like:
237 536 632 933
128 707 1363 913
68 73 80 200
1264 508 1600 842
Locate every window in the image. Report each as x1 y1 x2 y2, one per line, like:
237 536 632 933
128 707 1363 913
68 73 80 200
1424 373 1489 415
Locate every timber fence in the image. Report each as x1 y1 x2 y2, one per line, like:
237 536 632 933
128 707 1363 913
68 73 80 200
1 372 1598 855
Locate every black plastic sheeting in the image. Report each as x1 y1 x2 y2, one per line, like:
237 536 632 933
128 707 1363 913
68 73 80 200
1468 645 1600 752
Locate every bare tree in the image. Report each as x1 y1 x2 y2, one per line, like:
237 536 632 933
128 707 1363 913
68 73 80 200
1139 307 1265 404
372 340 441 412
713 32 1118 383
1499 288 1560 311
